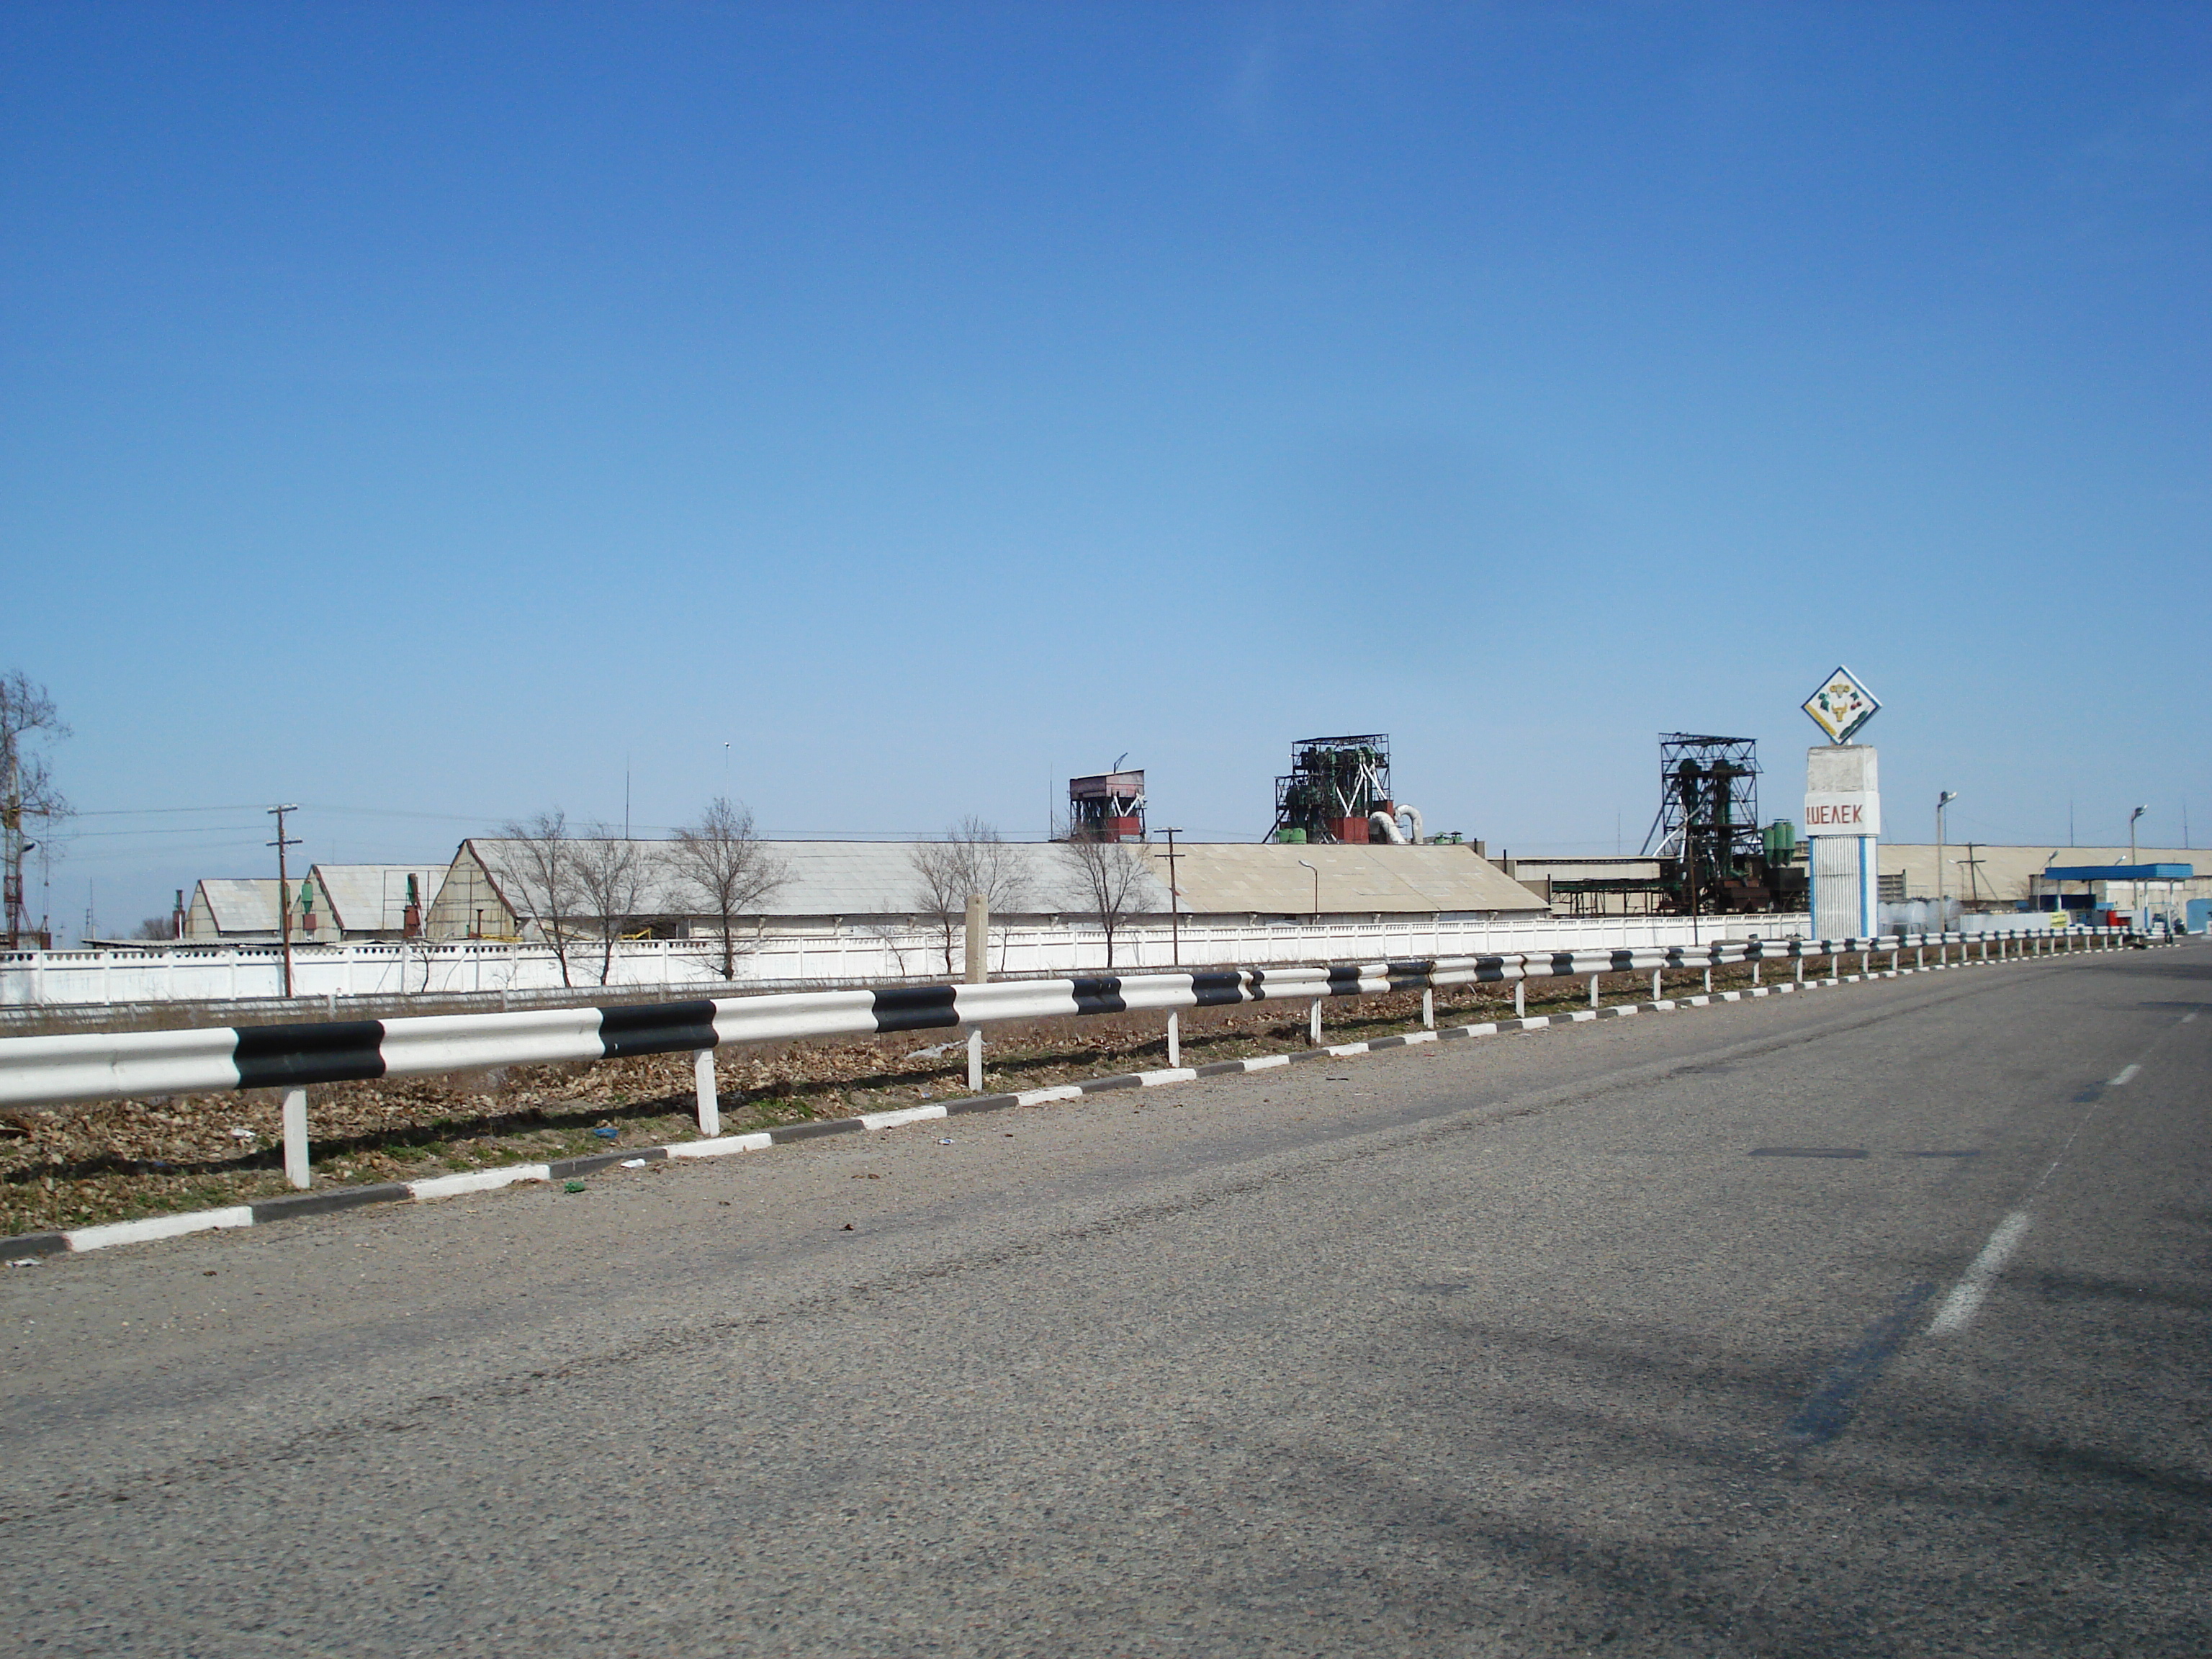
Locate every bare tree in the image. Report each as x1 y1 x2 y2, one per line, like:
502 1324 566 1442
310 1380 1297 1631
1 670 71 946
573 827 649 986
130 915 174 942
909 817 1034 975
1056 836 1153 972
670 796 787 981
498 809 583 987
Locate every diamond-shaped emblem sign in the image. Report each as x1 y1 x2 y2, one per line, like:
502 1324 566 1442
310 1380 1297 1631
1802 665 1880 744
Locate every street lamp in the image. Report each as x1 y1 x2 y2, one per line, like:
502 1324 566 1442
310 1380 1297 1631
1936 792 1958 909
1161 827 1184 967
2130 805 2147 924
1297 858 1318 922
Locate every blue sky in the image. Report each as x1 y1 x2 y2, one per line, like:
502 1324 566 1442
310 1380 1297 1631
4 2 2208 938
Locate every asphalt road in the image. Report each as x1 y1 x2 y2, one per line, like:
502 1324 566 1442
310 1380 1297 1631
2 943 2206 1657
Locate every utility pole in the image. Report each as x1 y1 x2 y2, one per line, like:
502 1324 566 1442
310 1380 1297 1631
1298 858 1318 922
269 804 301 999
1161 827 1184 967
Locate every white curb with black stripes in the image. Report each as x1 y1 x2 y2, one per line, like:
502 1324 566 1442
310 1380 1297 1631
6 933 2160 1264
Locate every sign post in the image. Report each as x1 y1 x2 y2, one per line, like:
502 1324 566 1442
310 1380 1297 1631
1801 667 1882 940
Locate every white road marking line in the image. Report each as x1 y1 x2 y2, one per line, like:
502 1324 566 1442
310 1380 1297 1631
2108 1064 2140 1086
1929 1210 2031 1335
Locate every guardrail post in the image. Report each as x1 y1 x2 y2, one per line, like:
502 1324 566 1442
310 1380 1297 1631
1702 963 1713 994
967 1028 984 1092
1513 977 1526 1017
1752 956 1761 986
1588 974 1599 1009
1420 989 1434 1030
282 1087 310 1190
1168 1009 1181 1066
693 1049 720 1138
1309 999 1323 1046
1651 968 1663 1001
1794 953 1804 984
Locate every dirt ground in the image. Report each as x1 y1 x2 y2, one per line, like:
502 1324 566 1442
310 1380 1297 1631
1 961 1802 1238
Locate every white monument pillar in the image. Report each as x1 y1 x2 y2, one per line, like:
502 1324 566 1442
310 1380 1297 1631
1799 667 1884 940
1806 743 1881 939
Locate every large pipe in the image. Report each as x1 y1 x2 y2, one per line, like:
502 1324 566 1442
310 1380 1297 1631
1369 811 1408 845
1398 804 1424 845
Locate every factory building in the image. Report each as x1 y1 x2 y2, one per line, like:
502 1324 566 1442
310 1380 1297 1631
423 837 1548 943
182 865 448 943
182 878 286 942
1875 843 2206 923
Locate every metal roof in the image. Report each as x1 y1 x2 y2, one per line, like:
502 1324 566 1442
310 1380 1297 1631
310 865 451 933
2040 863 2193 882
1154 842 1547 916
195 878 282 933
453 838 1545 920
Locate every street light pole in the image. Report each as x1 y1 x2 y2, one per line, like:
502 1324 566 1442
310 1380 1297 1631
2130 804 2146 925
1161 827 1184 967
1936 791 1956 910
1298 858 1318 922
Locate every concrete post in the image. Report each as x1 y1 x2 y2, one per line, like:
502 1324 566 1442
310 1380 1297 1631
964 893 987 1093
1702 965 1713 994
1167 1010 1181 1067
1309 999 1323 1046
1588 974 1599 1009
1752 957 1761 986
1651 968 1663 1001
282 1087 310 1190
964 894 988 984
1514 979 1525 1018
693 1049 720 1138
1421 989 1434 1030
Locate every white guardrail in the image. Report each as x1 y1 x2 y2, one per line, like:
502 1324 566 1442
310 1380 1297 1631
1 912 1820 1008
0 927 2131 1192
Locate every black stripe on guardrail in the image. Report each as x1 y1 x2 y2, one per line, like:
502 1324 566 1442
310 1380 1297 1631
871 984 961 1035
233 1020 387 1089
1470 956 1514 982
597 999 719 1059
1608 949 1637 971
1069 976 1126 1016
1385 960 1433 990
1326 964 1365 997
1189 970 1246 1008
